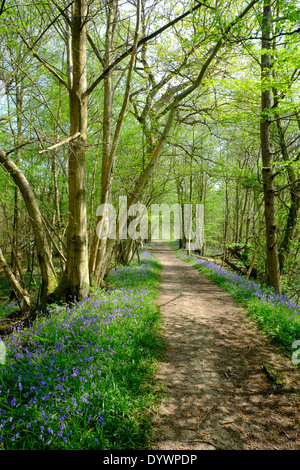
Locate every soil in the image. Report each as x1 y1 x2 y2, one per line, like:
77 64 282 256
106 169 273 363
150 242 300 450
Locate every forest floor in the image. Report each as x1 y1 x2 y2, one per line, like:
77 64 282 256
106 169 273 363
150 242 300 450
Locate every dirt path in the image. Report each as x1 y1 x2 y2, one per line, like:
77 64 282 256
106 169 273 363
150 242 300 450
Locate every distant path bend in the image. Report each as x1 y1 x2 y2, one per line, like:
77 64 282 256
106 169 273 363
151 242 300 450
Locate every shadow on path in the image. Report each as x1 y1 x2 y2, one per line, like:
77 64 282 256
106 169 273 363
151 242 300 450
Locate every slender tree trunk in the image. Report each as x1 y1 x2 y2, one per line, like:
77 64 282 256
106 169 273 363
60 0 90 301
239 189 249 242
234 184 240 243
0 149 57 304
186 152 193 255
260 0 282 293
89 0 141 284
223 179 229 261
88 0 118 284
176 180 185 249
0 246 30 312
11 81 22 274
52 103 62 231
52 86 65 272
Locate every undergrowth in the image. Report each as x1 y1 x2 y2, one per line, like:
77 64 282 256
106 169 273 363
0 250 163 450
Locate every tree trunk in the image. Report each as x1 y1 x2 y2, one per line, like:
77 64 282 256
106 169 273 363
88 0 118 284
11 80 22 274
61 0 90 301
0 149 57 304
223 179 229 261
89 0 141 284
0 246 30 312
260 0 282 293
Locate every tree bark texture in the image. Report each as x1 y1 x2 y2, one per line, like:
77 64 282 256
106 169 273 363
260 0 282 293
63 0 90 301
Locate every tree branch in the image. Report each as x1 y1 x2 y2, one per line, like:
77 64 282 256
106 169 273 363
39 132 80 154
0 0 5 16
0 1 73 94
84 1 208 97
18 33 70 92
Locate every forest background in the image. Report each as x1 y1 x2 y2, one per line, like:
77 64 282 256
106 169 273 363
0 0 299 314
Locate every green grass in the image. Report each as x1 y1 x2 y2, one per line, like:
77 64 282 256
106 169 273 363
0 250 164 450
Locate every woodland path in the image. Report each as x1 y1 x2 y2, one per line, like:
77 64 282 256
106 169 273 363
150 242 300 450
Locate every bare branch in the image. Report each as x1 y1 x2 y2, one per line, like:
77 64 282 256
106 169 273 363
18 33 70 92
39 132 81 154
0 1 73 94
